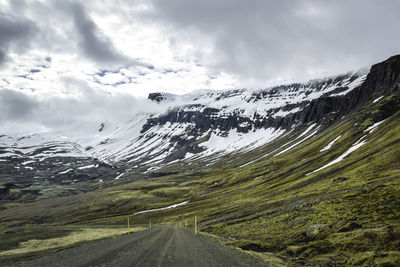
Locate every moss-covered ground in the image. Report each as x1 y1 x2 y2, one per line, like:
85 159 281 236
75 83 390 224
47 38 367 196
1 94 400 266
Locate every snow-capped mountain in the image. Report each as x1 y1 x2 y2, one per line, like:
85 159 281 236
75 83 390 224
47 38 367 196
0 71 365 166
3 54 400 202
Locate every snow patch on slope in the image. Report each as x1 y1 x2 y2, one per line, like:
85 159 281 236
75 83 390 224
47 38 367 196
373 96 384 103
320 135 341 152
134 201 189 215
200 127 285 156
364 119 387 133
307 136 367 176
330 74 367 96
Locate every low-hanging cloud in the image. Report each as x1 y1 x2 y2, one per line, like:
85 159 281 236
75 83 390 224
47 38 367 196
0 85 169 134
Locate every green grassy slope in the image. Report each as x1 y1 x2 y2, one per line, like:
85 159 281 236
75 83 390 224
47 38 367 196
1 91 400 265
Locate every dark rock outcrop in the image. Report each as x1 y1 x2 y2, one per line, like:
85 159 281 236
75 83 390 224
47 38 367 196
148 93 166 103
99 123 105 132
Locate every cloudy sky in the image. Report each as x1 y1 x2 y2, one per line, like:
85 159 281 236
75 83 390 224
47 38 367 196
1 0 400 132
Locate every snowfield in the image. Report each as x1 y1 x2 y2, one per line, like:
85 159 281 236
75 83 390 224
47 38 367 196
0 71 367 168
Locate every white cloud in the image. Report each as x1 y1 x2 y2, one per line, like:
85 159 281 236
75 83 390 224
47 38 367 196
95 72 129 85
0 0 399 133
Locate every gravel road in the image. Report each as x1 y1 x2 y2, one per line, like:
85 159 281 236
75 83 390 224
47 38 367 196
18 226 266 267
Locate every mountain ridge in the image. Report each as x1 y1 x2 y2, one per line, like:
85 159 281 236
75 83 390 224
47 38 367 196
0 55 399 202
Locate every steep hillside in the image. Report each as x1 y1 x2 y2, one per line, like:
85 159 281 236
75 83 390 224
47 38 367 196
1 55 400 266
0 69 367 202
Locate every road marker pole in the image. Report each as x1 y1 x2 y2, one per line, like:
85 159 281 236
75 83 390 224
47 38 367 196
150 220 152 229
195 216 198 235
127 217 130 234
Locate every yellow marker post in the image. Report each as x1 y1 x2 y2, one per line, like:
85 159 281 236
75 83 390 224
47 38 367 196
127 217 130 234
194 216 198 235
149 220 152 229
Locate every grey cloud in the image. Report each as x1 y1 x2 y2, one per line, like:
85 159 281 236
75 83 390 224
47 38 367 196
69 2 130 65
150 0 400 84
0 13 36 65
0 89 38 121
0 50 6 64
3 0 132 66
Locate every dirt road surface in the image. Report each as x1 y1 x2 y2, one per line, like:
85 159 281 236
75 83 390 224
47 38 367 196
18 226 266 267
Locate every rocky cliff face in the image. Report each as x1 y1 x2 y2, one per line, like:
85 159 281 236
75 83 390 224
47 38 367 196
141 55 400 161
134 56 400 162
299 55 400 125
144 75 359 132
139 71 366 161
